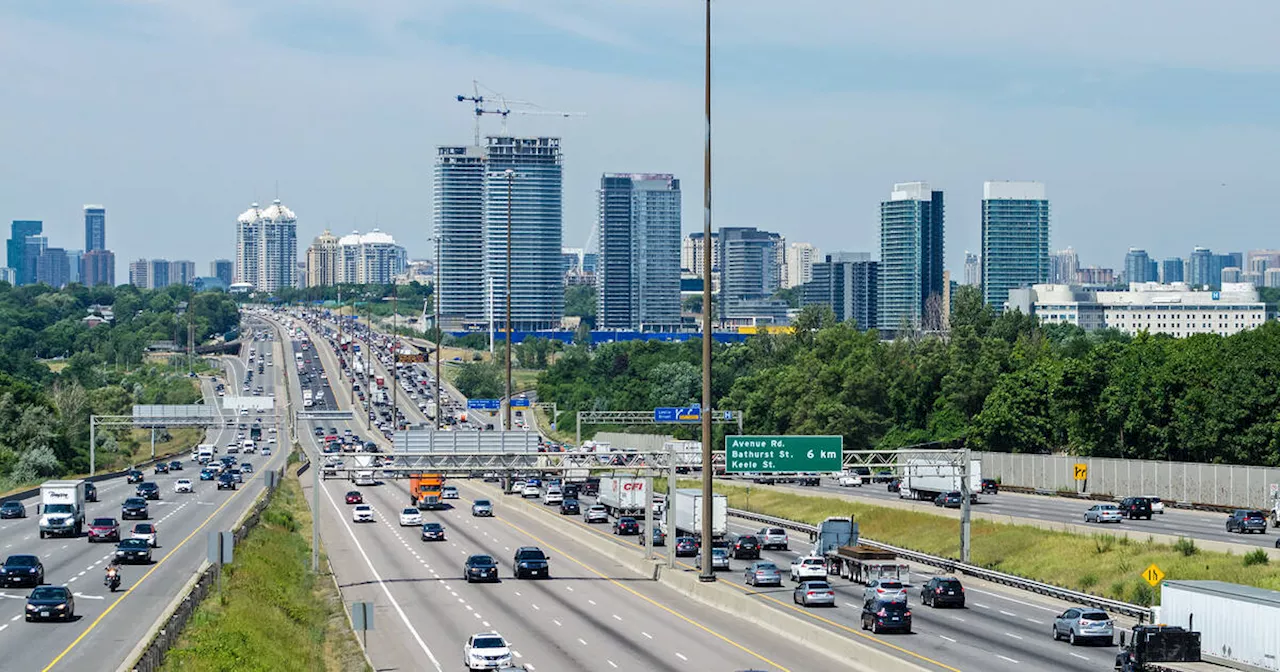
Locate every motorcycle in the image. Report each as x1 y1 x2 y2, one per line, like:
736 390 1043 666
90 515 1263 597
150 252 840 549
105 569 121 592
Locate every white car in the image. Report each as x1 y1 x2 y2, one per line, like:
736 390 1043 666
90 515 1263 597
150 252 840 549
352 505 374 523
542 488 563 505
398 508 423 527
441 486 459 500
789 556 827 582
174 479 193 494
521 484 540 498
864 579 909 604
463 632 513 671
131 523 159 547
1142 496 1166 514
838 474 863 487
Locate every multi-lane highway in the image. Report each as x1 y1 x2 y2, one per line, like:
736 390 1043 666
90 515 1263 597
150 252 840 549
795 478 1278 550
0 319 288 672
273 314 847 672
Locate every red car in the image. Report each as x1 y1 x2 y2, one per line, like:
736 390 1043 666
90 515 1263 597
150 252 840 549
345 491 363 505
87 517 120 543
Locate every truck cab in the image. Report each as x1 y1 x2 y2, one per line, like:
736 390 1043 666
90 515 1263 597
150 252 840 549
38 480 86 539
1114 625 1201 672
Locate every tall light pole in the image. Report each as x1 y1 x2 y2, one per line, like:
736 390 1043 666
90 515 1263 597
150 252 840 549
392 283 399 432
699 0 715 583
504 168 514 433
434 235 443 431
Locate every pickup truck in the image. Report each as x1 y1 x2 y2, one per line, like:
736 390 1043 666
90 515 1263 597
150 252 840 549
789 556 827 583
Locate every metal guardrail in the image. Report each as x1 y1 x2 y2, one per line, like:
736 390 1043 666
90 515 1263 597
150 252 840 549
727 507 1154 621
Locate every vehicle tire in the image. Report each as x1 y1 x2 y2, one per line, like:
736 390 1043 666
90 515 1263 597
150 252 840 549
1052 626 1060 641
871 621 880 634
861 618 868 631
1069 630 1077 646
39 530 44 539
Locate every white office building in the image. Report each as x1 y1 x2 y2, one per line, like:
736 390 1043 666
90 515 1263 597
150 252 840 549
1020 282 1266 338
235 199 297 293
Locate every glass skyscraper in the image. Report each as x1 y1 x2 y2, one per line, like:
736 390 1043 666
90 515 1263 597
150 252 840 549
596 173 682 331
484 137 564 331
84 205 106 252
878 182 945 333
981 181 1049 311
805 252 878 330
8 220 42 285
435 145 488 330
1124 248 1156 284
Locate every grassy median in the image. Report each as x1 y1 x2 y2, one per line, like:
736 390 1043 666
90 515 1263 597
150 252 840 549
674 479 1280 605
161 472 368 672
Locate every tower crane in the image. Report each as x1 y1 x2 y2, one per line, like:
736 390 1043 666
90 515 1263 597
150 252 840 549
456 80 585 145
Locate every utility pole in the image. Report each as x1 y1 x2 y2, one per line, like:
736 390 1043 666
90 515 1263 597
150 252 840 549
392 284 399 432
698 0 715 583
504 168 514 433
365 297 372 431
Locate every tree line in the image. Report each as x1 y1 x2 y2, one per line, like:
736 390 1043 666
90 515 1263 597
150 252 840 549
536 285 1280 467
0 283 241 487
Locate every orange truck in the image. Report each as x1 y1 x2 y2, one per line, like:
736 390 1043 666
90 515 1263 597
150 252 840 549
409 473 445 510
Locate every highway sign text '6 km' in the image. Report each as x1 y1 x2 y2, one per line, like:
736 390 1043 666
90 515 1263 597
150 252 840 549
724 435 843 474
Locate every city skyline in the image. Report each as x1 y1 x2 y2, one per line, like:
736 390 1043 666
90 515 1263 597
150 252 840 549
5 3 1280 281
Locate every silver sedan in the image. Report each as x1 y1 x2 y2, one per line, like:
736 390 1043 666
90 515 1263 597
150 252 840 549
793 581 836 607
1084 503 1123 524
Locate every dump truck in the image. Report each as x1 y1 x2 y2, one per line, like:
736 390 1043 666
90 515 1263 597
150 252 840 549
409 473 445 510
823 544 909 585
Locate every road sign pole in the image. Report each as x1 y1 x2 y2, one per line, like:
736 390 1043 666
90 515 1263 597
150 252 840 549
312 439 320 573
89 417 96 476
960 449 972 564
644 476 654 560
667 444 677 568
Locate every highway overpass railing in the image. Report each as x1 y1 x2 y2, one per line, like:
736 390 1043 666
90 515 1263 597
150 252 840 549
726 508 1155 621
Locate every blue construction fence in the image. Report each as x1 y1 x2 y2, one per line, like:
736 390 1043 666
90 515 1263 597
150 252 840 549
448 330 754 346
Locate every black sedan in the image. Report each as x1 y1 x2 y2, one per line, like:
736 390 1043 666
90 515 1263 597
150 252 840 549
463 555 499 583
169 460 184 471
217 473 237 490
421 522 446 542
674 537 700 557
559 499 580 516
0 501 26 519
154 462 169 474
126 470 145 484
115 538 153 564
0 554 44 587
613 517 641 536
25 586 74 622
121 497 150 520
136 482 161 500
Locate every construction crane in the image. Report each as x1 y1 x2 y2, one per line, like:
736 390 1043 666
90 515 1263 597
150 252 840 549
456 80 584 145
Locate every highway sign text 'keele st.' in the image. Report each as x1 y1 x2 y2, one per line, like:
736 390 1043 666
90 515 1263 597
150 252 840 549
724 435 843 474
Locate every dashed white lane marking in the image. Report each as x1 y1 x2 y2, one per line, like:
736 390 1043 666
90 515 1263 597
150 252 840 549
998 655 1019 664
642 631 652 639
607 662 617 668
676 653 688 661
531 604 540 611
9 615 19 621
950 615 966 622
974 603 990 609
588 599 596 606
1004 632 1023 640
612 614 622 621
577 638 587 646
1025 618 1046 625
999 610 1017 617
1069 653 1089 660
939 635 957 643
553 619 562 626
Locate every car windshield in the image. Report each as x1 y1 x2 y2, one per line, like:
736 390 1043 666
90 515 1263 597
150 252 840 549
1 502 21 510
876 601 908 612
475 500 490 506
516 549 546 560
134 524 154 533
712 549 727 557
423 523 442 531
29 587 66 600
879 581 903 589
6 555 37 567
92 518 116 526
806 582 831 590
120 539 147 549
473 636 505 649
469 556 495 566
402 508 418 515
124 498 145 506
755 563 777 571
1245 511 1265 519
1080 611 1110 621
767 528 784 535
45 503 73 514
354 505 370 511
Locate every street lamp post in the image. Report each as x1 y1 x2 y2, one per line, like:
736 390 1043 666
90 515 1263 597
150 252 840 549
698 0 715 583
392 283 399 432
435 235 443 431
504 168 514 433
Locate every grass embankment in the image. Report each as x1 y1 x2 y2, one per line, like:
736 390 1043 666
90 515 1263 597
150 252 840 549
674 479 1280 605
161 472 368 672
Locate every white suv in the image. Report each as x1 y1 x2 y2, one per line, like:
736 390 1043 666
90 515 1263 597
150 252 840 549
789 556 827 583
758 527 789 550
542 487 563 505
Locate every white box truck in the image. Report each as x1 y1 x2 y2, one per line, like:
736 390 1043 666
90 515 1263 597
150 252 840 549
597 477 647 517
663 440 703 473
351 454 375 486
898 458 982 502
672 489 727 541
1159 580 1280 672
38 480 86 539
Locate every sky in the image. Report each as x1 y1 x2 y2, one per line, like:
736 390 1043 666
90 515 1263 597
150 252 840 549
3 0 1280 282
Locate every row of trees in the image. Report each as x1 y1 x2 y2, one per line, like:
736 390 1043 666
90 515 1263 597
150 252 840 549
0 283 239 486
536 286 1280 466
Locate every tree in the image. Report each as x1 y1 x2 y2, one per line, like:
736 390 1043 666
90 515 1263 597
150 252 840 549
564 285 597 322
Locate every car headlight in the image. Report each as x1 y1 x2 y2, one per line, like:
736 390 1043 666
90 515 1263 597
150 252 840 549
29 568 37 574
54 604 66 610
26 604 36 611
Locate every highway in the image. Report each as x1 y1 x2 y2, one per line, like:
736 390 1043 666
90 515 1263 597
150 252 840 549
0 319 289 672
793 478 1278 550
279 307 1159 672
274 316 842 672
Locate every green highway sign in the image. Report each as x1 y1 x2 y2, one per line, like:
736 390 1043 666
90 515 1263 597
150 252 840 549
724 435 843 473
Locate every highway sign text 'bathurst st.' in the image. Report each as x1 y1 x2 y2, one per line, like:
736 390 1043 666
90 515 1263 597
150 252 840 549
724 435 843 473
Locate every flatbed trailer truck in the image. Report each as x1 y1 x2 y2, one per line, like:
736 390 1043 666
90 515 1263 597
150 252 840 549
823 544 910 584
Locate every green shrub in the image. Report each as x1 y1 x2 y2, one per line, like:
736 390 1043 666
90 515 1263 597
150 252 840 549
1244 549 1269 567
1094 534 1116 554
1173 537 1198 556
1130 582 1155 606
1078 573 1099 590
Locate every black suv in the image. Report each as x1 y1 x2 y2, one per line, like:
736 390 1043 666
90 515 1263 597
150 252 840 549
559 499 580 515
121 497 149 520
862 599 911 634
1119 497 1153 520
512 547 550 579
85 482 98 502
126 470 144 484
136 482 160 500
731 534 761 560
920 576 965 608
980 478 999 494
217 473 237 490
1226 509 1267 534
